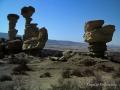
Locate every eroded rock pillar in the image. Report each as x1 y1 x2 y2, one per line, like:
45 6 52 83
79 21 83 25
21 6 35 40
84 20 115 58
7 14 19 40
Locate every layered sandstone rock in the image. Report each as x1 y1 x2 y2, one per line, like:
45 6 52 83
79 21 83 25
22 27 48 50
21 6 48 51
7 14 22 53
84 20 115 57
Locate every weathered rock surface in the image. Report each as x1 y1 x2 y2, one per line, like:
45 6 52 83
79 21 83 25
22 27 48 50
84 20 115 57
84 20 115 43
21 6 48 51
7 39 22 53
85 20 104 32
7 14 19 40
0 38 6 58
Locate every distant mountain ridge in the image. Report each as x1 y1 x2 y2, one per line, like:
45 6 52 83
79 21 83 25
0 32 120 52
0 32 9 38
0 32 85 46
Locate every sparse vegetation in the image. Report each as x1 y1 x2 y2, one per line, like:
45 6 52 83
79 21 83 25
62 69 71 78
40 72 51 78
8 55 28 64
71 69 83 77
82 68 95 77
81 59 96 66
0 75 12 82
49 79 82 90
113 67 120 78
97 64 114 72
12 64 31 75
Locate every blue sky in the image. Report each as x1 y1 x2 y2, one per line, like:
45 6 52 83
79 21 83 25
0 0 120 46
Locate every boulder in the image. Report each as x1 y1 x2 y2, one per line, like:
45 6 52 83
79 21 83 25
7 39 22 52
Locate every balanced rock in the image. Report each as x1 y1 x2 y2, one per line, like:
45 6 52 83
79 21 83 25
21 6 35 28
84 20 115 58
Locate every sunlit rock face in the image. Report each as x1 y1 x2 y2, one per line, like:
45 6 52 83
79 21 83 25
22 27 48 50
84 20 115 58
21 6 48 51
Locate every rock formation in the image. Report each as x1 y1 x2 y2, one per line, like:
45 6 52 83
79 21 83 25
7 14 22 53
84 20 115 58
7 14 19 40
21 6 48 51
0 38 6 58
21 6 35 40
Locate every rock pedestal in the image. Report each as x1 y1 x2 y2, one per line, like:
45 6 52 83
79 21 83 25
21 6 35 40
21 6 48 52
88 42 107 57
7 14 22 53
7 14 19 40
84 20 115 58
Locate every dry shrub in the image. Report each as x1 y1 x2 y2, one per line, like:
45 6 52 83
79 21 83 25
71 69 83 77
113 67 120 78
62 69 71 78
81 59 96 66
12 64 31 75
97 64 114 72
40 72 51 78
0 75 12 82
49 79 82 90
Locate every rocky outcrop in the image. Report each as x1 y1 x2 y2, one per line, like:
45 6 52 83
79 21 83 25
21 6 48 51
7 14 22 53
84 20 115 58
22 27 48 50
7 39 23 53
0 38 6 58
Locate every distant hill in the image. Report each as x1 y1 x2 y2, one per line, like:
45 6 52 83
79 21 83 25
0 32 8 38
0 32 119 52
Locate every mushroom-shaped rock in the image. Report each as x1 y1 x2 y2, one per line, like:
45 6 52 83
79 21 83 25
21 6 35 18
84 20 115 58
7 14 19 29
85 20 104 32
7 14 19 40
7 14 19 21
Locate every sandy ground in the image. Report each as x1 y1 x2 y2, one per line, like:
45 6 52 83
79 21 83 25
0 50 120 90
